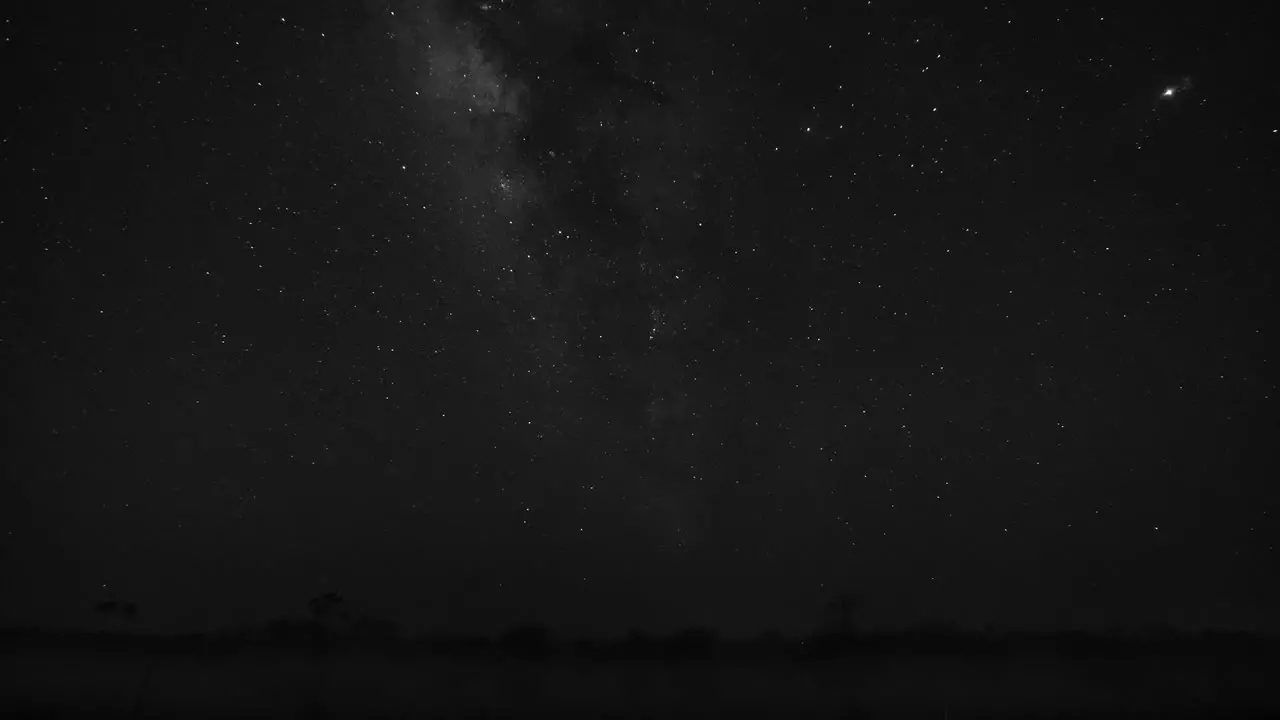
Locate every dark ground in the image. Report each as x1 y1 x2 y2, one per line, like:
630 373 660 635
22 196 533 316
2 626 1277 718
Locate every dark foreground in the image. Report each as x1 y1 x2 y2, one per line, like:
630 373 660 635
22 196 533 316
1 629 1276 718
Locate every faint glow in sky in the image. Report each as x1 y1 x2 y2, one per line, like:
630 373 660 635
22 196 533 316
388 1 535 272
411 4 523 118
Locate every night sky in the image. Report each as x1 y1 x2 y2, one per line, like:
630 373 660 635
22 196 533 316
4 1 1277 640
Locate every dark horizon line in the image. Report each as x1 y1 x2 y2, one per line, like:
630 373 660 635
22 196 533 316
6 622 1276 641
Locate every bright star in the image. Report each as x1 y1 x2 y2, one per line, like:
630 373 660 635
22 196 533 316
1162 76 1193 99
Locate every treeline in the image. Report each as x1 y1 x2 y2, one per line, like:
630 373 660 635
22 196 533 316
1 622 1275 663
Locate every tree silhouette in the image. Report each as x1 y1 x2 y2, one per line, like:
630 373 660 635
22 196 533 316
308 592 344 622
302 592 401 645
95 600 139 632
306 592 345 642
95 600 117 632
823 593 863 634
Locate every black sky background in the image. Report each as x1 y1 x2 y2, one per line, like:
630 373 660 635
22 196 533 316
3 1 1276 639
